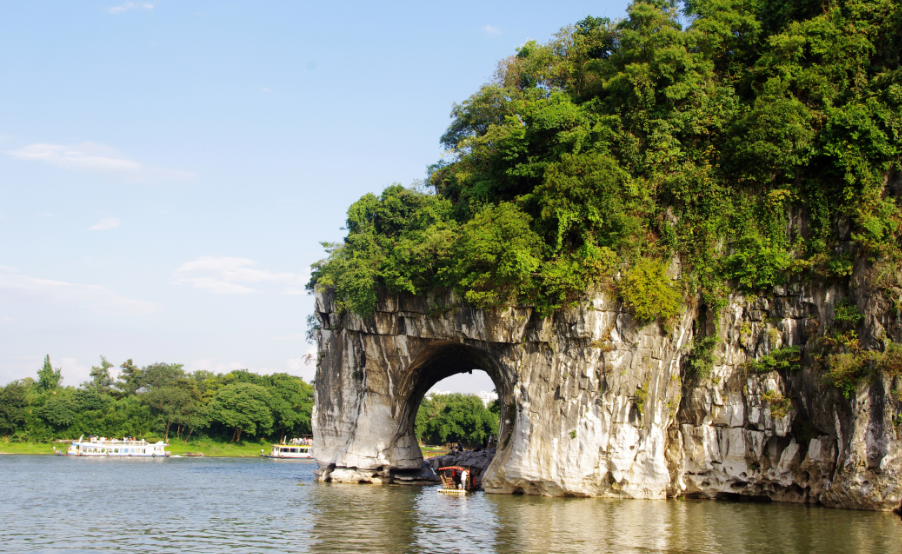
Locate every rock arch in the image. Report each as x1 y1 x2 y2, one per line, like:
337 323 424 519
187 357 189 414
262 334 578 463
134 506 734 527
310 286 902 509
395 341 513 448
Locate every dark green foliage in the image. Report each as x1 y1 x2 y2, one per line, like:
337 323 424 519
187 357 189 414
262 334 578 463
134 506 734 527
309 0 902 325
116 359 142 396
833 301 864 329
0 358 314 444
142 363 186 390
0 381 29 435
415 393 499 447
142 385 197 441
688 335 719 378
210 383 274 442
86 356 114 394
449 203 543 308
264 373 315 438
36 355 62 392
37 394 78 429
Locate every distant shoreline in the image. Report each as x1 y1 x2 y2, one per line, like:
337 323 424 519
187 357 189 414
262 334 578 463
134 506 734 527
0 441 275 458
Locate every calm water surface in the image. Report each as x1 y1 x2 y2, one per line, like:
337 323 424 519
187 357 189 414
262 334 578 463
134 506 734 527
2 455 901 553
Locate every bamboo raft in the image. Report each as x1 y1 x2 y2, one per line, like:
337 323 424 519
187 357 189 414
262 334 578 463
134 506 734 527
437 465 473 495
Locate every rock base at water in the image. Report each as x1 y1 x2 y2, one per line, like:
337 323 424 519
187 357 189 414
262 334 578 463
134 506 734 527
318 463 439 486
427 450 495 489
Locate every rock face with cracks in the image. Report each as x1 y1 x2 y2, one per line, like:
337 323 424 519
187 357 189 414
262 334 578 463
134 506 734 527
311 275 902 510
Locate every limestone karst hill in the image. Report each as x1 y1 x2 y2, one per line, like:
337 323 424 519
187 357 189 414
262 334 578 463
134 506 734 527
307 0 902 510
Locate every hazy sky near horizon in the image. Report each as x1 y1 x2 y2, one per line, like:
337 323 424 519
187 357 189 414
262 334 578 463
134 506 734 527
0 0 631 392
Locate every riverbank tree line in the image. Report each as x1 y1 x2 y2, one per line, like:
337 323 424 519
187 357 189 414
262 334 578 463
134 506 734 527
0 355 314 443
1 356 502 448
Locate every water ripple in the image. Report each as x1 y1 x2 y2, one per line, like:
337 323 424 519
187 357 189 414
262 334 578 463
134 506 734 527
2 456 900 553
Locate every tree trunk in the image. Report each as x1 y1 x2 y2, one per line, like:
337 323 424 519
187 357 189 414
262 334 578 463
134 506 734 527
236 427 242 442
164 420 171 441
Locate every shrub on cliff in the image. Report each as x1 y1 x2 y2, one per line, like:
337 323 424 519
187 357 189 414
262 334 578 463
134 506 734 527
618 258 682 323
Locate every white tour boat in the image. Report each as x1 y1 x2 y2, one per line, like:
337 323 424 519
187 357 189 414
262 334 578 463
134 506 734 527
265 439 313 459
63 436 170 457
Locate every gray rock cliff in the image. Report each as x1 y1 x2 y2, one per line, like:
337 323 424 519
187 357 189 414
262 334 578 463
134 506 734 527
310 268 902 510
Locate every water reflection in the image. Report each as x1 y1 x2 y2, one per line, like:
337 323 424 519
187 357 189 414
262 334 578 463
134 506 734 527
3 455 900 553
485 494 902 554
307 483 419 552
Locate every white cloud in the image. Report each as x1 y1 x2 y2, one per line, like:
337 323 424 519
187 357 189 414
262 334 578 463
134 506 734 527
183 355 315 382
6 142 194 183
171 257 308 295
59 357 92 386
185 358 247 374
482 25 501 35
287 349 317 381
108 2 154 15
89 217 120 231
0 266 164 315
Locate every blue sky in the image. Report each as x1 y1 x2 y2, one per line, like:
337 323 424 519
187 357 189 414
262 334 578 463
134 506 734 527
0 0 630 391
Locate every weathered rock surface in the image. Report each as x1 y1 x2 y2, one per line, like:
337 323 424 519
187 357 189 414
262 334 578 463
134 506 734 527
311 271 902 510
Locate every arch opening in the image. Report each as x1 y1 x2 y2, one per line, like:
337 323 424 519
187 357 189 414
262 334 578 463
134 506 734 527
389 341 517 486
416 369 498 449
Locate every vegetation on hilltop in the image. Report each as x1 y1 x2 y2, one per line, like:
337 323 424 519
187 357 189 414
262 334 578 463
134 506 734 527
309 0 902 324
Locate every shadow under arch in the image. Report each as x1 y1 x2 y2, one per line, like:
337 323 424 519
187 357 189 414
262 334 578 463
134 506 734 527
391 341 516 457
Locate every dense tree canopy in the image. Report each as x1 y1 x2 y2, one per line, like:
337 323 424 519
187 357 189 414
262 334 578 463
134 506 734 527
310 0 902 323
0 356 314 444
415 393 499 447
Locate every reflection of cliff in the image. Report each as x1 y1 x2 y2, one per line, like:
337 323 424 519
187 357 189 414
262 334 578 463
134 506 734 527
485 495 902 552
306 484 418 552
311 269 902 510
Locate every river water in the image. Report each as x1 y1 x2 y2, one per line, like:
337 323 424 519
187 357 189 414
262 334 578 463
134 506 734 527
3 455 901 553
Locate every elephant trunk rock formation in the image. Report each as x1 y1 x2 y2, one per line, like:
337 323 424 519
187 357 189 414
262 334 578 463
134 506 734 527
310 278 902 510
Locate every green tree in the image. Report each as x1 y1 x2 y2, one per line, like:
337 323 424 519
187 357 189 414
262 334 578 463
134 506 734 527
415 393 499 447
142 385 196 441
36 355 62 392
142 363 186 390
37 393 78 430
86 356 114 394
265 373 315 438
210 383 274 442
116 359 143 396
0 381 30 436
